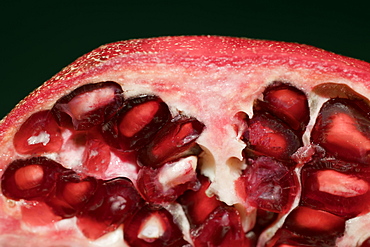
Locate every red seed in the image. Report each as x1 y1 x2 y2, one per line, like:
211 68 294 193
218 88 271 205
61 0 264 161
82 136 111 176
191 206 248 247
119 100 160 137
244 113 301 161
63 180 94 205
236 156 298 213
46 172 98 218
284 206 345 237
102 95 171 150
261 82 309 131
136 156 200 203
52 81 124 130
138 116 205 167
124 205 189 247
77 177 143 239
1 157 66 200
178 174 223 226
267 207 345 246
13 110 63 154
311 98 370 165
324 113 370 158
301 161 370 218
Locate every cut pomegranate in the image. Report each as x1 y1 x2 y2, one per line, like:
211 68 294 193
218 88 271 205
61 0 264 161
2 36 370 246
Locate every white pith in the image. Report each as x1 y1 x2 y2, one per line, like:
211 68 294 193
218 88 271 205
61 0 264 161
27 131 50 146
158 156 197 190
1 39 370 247
137 213 165 241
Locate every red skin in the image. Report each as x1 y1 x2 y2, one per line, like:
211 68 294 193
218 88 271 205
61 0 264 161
1 36 370 245
2 36 370 142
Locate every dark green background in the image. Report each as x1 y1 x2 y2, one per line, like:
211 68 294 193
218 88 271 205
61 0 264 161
1 1 369 118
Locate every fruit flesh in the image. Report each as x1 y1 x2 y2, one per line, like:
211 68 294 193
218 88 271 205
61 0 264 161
1 36 370 246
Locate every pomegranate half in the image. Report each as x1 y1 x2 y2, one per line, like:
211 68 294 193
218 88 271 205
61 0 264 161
1 36 370 247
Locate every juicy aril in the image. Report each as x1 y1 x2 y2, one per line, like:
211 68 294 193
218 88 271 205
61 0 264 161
1 36 370 247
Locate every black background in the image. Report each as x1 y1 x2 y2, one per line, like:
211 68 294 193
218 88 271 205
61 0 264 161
1 1 369 118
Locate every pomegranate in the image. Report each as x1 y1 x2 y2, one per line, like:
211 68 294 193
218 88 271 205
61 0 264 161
1 36 370 246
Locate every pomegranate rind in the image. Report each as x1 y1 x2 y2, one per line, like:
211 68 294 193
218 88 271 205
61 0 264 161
2 36 370 142
1 36 370 246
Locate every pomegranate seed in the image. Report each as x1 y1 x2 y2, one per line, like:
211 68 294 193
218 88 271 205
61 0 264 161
82 136 111 176
301 162 370 218
46 172 98 218
77 177 143 239
136 156 200 203
237 156 298 213
157 156 198 188
284 206 345 239
268 207 345 246
191 206 248 247
1 157 66 200
120 100 160 137
312 82 370 101
178 174 223 226
311 98 370 165
124 205 189 247
61 177 96 205
13 110 63 154
52 81 124 130
243 113 301 161
266 228 316 247
260 82 309 132
138 116 205 167
117 95 171 149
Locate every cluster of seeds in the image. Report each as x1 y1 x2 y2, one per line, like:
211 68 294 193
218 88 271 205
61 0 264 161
3 80 370 246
